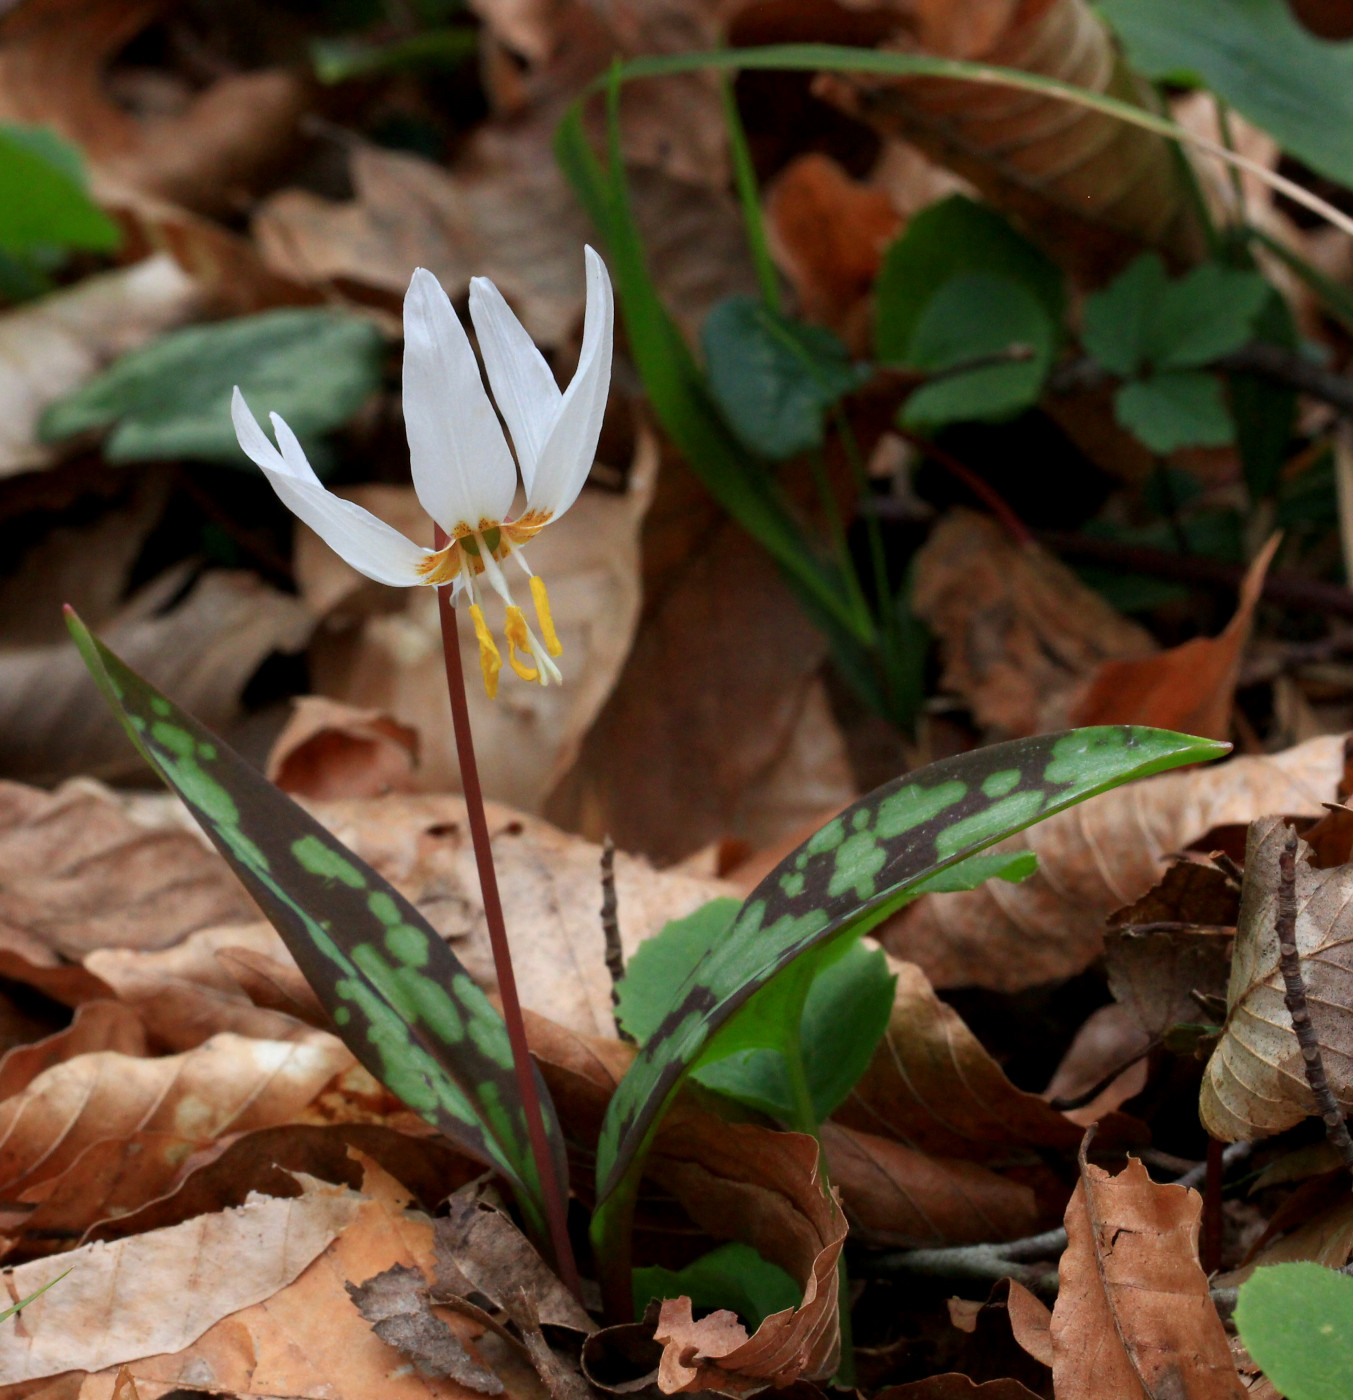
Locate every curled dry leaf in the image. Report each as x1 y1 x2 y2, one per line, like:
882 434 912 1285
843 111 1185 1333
267 697 420 801
1041 1003 1151 1128
1051 1151 1245 1399
300 426 657 813
0 1173 362 1384
0 1001 145 1103
880 731 1348 991
912 510 1156 741
0 255 201 479
1201 816 1353 1141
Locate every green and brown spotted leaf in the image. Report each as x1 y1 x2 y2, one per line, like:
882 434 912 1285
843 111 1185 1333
65 609 566 1239
595 728 1228 1206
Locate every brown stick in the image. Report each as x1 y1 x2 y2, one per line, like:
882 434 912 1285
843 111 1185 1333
1276 825 1353 1176
433 531 582 1298
600 836 632 1043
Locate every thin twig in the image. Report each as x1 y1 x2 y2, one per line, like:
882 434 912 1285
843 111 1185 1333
1276 824 1353 1176
600 836 632 1044
433 529 582 1299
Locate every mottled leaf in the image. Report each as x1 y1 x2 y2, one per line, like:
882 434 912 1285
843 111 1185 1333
66 609 566 1237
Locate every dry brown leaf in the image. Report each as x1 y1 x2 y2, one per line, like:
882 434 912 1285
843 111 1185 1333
74 1155 547 1400
1041 1004 1151 1128
1201 815 1353 1141
815 0 1206 281
1065 535 1280 740
0 567 312 785
1004 1281 1053 1370
912 510 1156 739
300 428 657 810
880 731 1348 991
0 1173 362 1383
0 256 201 479
0 1002 145 1103
216 943 329 1028
1050 1152 1245 1399
267 697 420 801
648 1127 844 1393
875 1379 1042 1399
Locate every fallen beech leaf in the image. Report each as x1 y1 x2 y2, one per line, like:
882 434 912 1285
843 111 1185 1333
349 1264 504 1392
268 697 420 800
0 1001 145 1102
0 255 201 479
0 1032 353 1200
74 1155 546 1400
1041 1003 1151 1127
1004 1281 1053 1370
1201 816 1353 1141
0 1174 361 1383
764 153 901 342
875 1379 1042 1399
1066 535 1280 740
912 510 1155 740
216 943 330 1029
1051 1152 1244 1399
301 429 657 813
881 732 1347 990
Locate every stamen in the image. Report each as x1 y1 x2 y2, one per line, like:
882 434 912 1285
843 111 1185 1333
468 603 501 698
504 607 540 683
530 576 563 657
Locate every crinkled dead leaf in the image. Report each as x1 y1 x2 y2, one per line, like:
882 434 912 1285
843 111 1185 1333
1051 1151 1244 1399
0 255 201 478
267 697 420 801
1202 815 1353 1141
881 731 1347 991
912 510 1155 741
0 1173 361 1383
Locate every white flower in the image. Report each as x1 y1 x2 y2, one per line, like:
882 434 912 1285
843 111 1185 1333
232 246 614 697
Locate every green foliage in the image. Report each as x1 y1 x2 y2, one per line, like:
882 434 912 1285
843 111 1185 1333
311 27 477 83
702 297 863 459
0 1270 68 1323
40 309 385 465
634 1243 800 1331
1235 1263 1353 1400
1101 0 1353 189
66 612 567 1244
1082 254 1269 454
0 124 118 258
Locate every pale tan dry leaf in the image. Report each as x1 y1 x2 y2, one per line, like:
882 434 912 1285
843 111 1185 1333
816 0 1207 281
216 943 329 1029
75 1155 546 1400
267 697 420 801
0 1002 145 1103
1051 1153 1245 1399
648 1127 844 1393
0 1032 352 1200
546 464 855 863
0 255 201 478
300 428 657 810
0 568 312 786
912 509 1156 740
0 1175 362 1384
1216 1189 1353 1284
880 732 1349 991
1004 1280 1052 1369
1201 816 1353 1141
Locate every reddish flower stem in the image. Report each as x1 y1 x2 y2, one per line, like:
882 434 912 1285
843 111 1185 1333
433 528 581 1299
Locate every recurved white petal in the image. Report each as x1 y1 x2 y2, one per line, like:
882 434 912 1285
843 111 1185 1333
525 246 613 519
470 275 560 492
233 392 428 587
403 267 516 531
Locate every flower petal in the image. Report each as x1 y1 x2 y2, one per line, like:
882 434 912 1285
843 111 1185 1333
469 274 560 492
524 246 613 520
403 267 516 530
233 391 427 587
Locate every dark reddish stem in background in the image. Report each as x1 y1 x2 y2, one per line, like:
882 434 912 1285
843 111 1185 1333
1200 1137 1225 1275
892 429 1034 546
433 527 582 1299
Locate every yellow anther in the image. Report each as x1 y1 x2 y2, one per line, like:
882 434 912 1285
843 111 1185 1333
469 604 501 698
504 606 540 682
530 576 563 657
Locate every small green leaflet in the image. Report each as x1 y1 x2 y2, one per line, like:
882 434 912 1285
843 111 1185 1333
67 610 566 1239
594 726 1227 1204
1235 1263 1353 1400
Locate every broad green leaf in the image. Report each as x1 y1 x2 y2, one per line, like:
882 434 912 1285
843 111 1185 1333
1101 0 1353 189
595 726 1228 1207
40 309 385 465
634 1243 800 1330
1115 372 1233 453
1146 263 1269 370
0 124 118 256
900 273 1054 428
1235 1263 1353 1400
702 297 863 459
66 611 566 1240
1082 253 1169 377
874 195 1063 363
